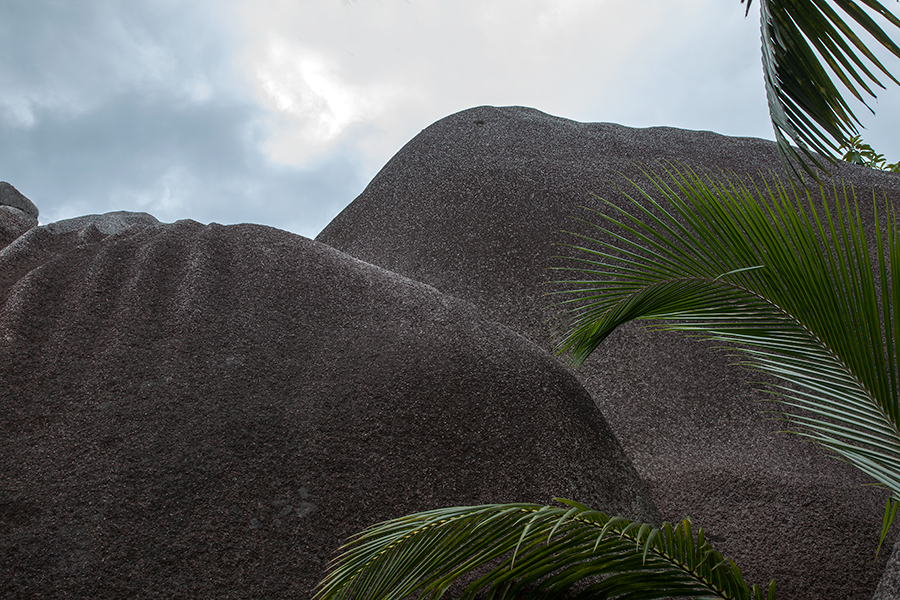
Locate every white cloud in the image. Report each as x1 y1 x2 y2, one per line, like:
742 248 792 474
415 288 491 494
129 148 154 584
9 0 900 240
230 0 773 181
251 36 408 164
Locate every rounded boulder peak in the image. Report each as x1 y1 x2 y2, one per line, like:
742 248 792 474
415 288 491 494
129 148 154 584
43 211 161 236
0 219 658 599
0 182 39 249
0 182 38 220
317 104 900 600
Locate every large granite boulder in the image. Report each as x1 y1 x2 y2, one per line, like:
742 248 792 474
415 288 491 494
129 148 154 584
875 535 900 600
0 217 657 598
0 183 38 248
317 105 900 599
0 182 38 219
0 207 36 249
43 211 160 235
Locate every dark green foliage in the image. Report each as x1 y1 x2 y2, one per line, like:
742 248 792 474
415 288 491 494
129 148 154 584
314 500 775 600
553 165 900 550
841 135 900 171
742 0 900 177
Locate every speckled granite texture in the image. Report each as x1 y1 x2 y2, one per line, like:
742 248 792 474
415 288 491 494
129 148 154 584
874 535 900 600
0 181 38 219
5 104 900 599
0 182 38 247
43 211 160 235
0 206 36 248
318 105 900 600
0 216 656 599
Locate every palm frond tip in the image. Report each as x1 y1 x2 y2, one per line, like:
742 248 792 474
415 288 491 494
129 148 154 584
553 165 900 530
745 0 900 178
313 500 775 600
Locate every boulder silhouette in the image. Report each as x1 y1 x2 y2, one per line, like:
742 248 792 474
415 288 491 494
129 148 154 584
318 105 900 600
44 211 160 235
0 182 38 248
0 216 657 598
0 182 38 219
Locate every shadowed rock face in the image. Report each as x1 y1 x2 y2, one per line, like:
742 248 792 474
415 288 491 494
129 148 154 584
0 183 38 248
0 182 38 219
0 207 36 248
318 105 900 600
0 218 657 599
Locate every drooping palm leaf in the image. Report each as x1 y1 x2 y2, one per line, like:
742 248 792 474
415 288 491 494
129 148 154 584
313 499 775 600
553 164 900 549
742 0 900 178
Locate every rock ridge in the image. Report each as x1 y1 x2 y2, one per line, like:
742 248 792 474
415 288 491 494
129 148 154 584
0 215 657 599
317 104 900 600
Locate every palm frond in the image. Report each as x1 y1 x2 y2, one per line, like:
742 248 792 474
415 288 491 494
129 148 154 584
313 499 775 600
552 165 900 544
742 0 900 178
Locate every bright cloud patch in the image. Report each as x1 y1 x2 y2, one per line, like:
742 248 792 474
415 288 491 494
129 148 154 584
256 40 355 139
0 96 39 128
252 37 401 165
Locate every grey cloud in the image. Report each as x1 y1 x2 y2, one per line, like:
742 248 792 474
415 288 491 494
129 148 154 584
2 1 231 119
1 0 365 238
5 0 899 244
0 93 365 237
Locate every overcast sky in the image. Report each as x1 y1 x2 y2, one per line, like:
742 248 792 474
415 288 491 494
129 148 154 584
3 1 900 238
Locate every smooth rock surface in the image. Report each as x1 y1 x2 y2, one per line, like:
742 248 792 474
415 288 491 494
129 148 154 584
318 105 900 600
0 218 657 599
0 182 38 219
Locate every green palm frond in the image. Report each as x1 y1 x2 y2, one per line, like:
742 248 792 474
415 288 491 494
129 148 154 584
742 0 900 178
552 164 900 549
314 499 775 600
